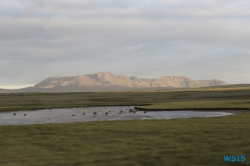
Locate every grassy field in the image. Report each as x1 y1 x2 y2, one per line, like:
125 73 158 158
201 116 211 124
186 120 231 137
0 85 250 112
0 112 249 166
0 84 250 165
136 100 250 110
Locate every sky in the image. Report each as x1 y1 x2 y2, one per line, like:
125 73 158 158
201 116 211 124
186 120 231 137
1 0 250 89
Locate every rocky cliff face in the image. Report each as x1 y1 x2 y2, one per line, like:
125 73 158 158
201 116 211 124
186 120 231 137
33 72 227 91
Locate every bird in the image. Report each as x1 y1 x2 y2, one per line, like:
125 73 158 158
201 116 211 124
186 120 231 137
105 112 108 115
93 112 97 115
83 113 85 115
24 114 26 116
13 113 16 116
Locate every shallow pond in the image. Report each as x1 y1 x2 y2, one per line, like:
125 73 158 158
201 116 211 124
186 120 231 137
0 106 233 126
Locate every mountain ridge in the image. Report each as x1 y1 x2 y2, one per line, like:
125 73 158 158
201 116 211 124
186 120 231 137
34 72 227 90
0 72 228 92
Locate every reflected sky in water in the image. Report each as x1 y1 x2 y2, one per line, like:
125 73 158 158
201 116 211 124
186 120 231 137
0 106 233 126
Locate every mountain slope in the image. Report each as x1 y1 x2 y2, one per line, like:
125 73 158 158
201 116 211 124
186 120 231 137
32 72 227 91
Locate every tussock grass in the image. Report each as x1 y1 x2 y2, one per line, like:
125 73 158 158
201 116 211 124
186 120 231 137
137 100 250 110
0 112 249 166
1 87 250 112
0 85 250 165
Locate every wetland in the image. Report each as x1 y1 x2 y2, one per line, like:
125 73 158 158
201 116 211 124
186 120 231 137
0 85 250 166
0 106 233 125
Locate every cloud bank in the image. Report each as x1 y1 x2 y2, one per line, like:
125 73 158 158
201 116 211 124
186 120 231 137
1 0 250 88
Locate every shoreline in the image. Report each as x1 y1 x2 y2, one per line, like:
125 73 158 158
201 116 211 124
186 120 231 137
193 109 248 114
135 107 249 114
0 105 249 115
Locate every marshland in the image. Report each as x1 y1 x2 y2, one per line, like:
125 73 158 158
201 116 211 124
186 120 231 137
0 85 249 165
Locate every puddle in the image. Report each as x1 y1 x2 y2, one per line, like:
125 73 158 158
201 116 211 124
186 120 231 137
0 106 233 126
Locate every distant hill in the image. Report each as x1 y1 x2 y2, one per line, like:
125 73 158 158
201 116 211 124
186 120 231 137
0 72 228 93
0 89 11 93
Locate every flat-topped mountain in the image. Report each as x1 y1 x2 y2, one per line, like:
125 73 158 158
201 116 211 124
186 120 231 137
0 72 228 93
28 72 227 92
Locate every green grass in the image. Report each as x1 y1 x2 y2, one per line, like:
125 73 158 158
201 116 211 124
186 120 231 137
0 87 250 112
0 112 249 166
137 100 250 110
0 85 250 165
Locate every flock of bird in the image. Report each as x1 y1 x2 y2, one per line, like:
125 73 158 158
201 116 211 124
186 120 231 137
12 107 147 118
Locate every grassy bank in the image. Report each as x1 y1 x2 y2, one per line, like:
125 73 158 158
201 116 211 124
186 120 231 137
0 85 250 112
136 100 250 110
0 112 249 166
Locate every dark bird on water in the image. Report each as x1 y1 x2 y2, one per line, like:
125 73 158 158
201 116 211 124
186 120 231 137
24 114 26 116
105 112 108 115
13 113 16 116
83 113 85 115
72 114 75 116
93 112 97 115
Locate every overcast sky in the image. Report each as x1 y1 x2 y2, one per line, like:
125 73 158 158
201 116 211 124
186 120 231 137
1 0 250 89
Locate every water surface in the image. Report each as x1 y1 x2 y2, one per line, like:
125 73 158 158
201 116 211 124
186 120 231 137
0 106 233 126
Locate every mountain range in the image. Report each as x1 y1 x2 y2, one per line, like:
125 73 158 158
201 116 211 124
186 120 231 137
0 72 228 93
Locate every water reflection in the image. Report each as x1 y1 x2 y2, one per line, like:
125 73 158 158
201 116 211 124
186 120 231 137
0 106 233 126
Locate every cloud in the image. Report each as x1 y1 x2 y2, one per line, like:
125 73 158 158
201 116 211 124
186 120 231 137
0 0 250 87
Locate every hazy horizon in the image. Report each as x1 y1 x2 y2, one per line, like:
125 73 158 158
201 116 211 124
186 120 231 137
1 0 250 89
